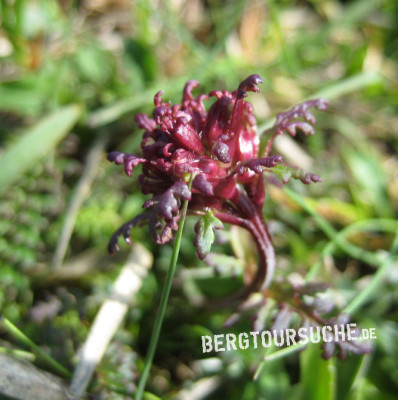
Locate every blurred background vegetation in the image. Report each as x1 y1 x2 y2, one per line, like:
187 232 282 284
0 0 397 399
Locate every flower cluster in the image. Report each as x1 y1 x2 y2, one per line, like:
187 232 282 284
107 75 328 302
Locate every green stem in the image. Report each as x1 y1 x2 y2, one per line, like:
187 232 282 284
262 335 320 364
306 219 398 281
0 345 35 361
1 317 71 378
343 226 398 315
343 253 394 315
253 344 276 381
269 0 298 75
285 187 398 315
283 187 382 266
135 178 192 400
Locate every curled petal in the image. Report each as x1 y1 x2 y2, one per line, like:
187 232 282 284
321 314 372 360
181 81 209 132
208 90 224 99
301 172 322 184
182 80 200 101
263 98 329 158
266 98 329 138
153 105 173 131
107 151 125 165
286 121 315 137
170 180 192 200
272 163 322 184
149 214 179 244
143 181 191 221
171 104 181 117
135 113 156 132
154 158 172 174
107 151 146 177
232 155 283 176
237 74 263 99
107 213 150 254
163 143 174 157
154 91 170 107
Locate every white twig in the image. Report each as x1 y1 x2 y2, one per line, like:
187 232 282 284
176 376 222 400
69 243 153 399
52 133 109 269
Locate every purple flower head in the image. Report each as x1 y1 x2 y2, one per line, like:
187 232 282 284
108 75 328 303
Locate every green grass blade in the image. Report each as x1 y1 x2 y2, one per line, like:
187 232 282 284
263 341 309 363
1 317 71 378
283 187 382 266
306 219 398 281
309 70 383 102
0 105 82 195
87 91 158 128
295 343 336 400
134 175 192 400
345 252 393 315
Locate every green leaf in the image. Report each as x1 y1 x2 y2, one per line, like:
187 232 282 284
294 343 336 400
193 210 224 260
347 379 397 400
343 149 392 218
0 105 81 195
74 45 112 84
143 392 162 400
336 355 366 400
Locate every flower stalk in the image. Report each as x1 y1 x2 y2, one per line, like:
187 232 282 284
135 175 192 400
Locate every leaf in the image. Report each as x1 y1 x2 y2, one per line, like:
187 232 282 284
143 392 162 400
343 149 392 218
74 45 112 84
193 210 224 260
336 355 366 400
0 105 82 195
295 343 336 400
0 84 46 115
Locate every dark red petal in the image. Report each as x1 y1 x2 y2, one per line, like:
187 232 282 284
192 173 214 196
182 80 200 101
204 95 233 157
135 113 156 132
237 74 263 99
213 141 231 163
213 176 237 199
173 118 205 154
